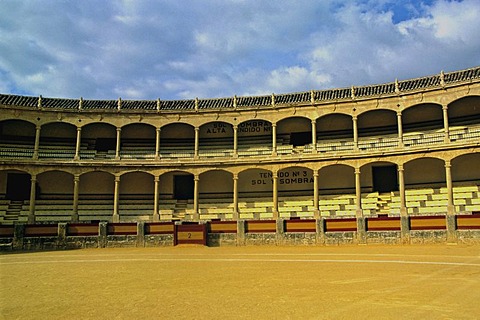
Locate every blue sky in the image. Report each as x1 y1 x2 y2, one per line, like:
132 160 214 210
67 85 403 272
0 0 479 100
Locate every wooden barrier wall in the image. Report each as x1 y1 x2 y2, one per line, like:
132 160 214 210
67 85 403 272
209 221 237 233
284 219 316 233
67 223 99 236
245 220 276 233
107 223 137 235
366 217 401 231
24 224 58 237
145 222 174 234
0 225 14 237
410 216 446 230
324 218 357 232
456 214 480 229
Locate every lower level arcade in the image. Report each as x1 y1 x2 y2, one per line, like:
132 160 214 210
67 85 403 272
0 152 479 224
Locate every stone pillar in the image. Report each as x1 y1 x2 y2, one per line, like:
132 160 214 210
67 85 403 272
113 176 120 223
444 160 457 242
115 127 121 160
33 125 41 160
236 220 246 246
233 173 239 220
354 168 362 217
398 164 407 216
136 221 145 247
400 215 410 244
315 217 325 245
272 123 277 155
272 171 279 219
442 105 450 143
276 218 285 245
193 174 199 220
397 112 404 148
194 127 200 158
13 223 25 250
311 119 317 153
233 125 238 157
155 128 161 159
445 160 454 215
58 223 67 248
352 116 358 150
28 174 37 224
356 216 367 244
153 176 160 222
74 127 82 160
99 222 108 248
313 171 319 218
72 174 80 222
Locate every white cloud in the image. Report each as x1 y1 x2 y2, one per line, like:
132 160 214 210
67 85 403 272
0 0 478 100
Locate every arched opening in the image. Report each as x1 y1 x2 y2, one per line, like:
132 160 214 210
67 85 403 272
81 123 117 159
40 122 77 159
277 117 311 147
451 153 480 213
318 165 355 217
360 161 398 193
358 109 397 137
119 171 154 221
120 123 156 159
448 96 480 126
238 168 273 219
278 166 314 218
237 119 272 155
402 103 443 133
316 114 353 141
78 171 115 222
160 123 195 157
199 121 233 156
0 120 36 158
199 170 234 219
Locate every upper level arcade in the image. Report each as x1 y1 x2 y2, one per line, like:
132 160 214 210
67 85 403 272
0 67 479 164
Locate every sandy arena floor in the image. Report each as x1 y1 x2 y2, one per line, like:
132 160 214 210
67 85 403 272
1 244 479 319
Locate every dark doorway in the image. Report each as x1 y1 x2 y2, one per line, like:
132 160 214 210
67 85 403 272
372 165 398 193
174 175 194 200
290 132 312 147
6 173 31 200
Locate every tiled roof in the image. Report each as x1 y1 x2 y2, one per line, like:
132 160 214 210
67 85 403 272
1 66 479 111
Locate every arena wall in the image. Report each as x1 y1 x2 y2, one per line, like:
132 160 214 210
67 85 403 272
1 67 480 249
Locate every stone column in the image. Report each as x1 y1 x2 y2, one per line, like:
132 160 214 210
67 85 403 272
398 164 406 216
311 119 317 153
155 128 161 159
236 220 246 246
442 105 450 143
233 173 239 220
315 217 325 245
193 174 199 220
72 174 80 222
113 176 120 222
28 174 37 224
115 127 121 160
272 123 277 155
33 125 41 160
313 170 319 218
445 160 455 215
194 127 199 158
153 176 160 221
276 218 285 245
136 221 145 247
398 164 409 242
74 127 82 160
355 168 362 216
397 112 404 148
233 125 238 157
352 116 358 150
272 171 279 219
445 160 456 242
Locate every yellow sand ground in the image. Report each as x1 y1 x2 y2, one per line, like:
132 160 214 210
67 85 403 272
1 244 479 319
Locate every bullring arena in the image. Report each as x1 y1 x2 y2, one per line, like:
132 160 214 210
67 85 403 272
1 67 480 318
